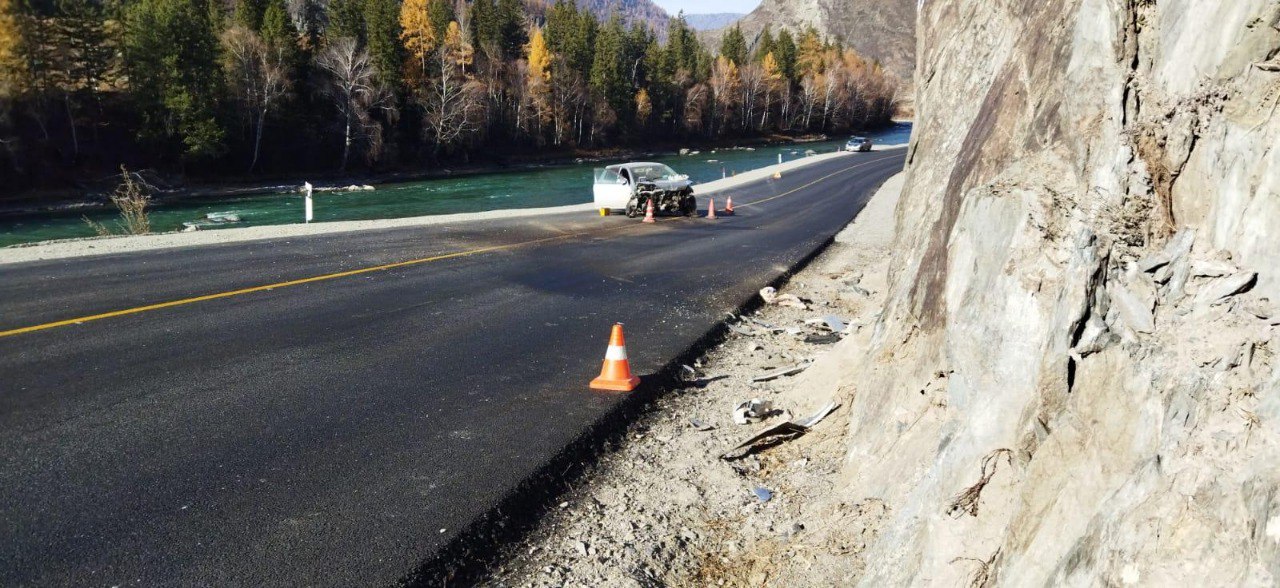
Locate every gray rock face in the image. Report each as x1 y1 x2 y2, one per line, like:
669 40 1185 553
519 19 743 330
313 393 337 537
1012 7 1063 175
1194 272 1259 309
830 0 1280 586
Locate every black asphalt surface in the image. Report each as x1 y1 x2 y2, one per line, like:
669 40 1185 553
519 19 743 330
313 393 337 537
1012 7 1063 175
0 150 905 586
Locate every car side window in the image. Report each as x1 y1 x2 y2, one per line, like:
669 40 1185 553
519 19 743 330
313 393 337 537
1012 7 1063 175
619 169 631 185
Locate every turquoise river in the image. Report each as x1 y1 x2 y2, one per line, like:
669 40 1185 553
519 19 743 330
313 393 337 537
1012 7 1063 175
0 123 911 248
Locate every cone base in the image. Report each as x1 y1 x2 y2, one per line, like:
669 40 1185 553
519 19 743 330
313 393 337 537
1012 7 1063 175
590 375 641 392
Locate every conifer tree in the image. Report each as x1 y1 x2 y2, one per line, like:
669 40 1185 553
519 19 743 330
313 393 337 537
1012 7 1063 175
719 24 746 66
774 28 797 83
363 0 401 89
123 0 226 160
754 25 774 63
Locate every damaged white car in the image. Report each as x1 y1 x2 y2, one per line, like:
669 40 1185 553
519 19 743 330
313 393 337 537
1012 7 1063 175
593 162 696 218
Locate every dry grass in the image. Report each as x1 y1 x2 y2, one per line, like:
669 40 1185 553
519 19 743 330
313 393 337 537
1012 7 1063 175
84 166 152 236
947 449 1014 518
81 215 112 237
950 549 1000 588
109 166 152 235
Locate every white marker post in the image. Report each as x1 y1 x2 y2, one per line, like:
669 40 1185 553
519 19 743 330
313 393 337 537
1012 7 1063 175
303 181 314 223
778 153 783 165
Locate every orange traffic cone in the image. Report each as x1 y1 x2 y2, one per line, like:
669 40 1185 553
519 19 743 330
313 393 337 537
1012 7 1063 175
590 324 641 391
724 196 734 215
707 198 717 220
642 198 656 223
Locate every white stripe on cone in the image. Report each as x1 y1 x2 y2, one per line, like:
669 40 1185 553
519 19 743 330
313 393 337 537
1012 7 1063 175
605 346 628 361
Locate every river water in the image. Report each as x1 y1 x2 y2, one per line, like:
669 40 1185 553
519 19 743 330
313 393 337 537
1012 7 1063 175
0 123 911 248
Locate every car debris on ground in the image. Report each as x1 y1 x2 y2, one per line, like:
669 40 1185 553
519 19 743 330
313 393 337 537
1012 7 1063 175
751 364 808 382
759 287 810 309
722 402 842 460
732 399 775 424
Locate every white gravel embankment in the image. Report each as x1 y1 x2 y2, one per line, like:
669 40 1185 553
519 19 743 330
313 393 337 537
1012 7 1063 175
0 145 905 265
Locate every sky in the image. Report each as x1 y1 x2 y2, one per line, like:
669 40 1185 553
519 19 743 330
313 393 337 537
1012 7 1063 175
652 0 761 15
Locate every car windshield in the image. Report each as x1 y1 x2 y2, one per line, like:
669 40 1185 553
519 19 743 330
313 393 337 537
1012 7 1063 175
630 164 678 182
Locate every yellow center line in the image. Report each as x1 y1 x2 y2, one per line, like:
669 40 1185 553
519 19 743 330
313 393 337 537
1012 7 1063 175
0 231 599 339
0 153 901 339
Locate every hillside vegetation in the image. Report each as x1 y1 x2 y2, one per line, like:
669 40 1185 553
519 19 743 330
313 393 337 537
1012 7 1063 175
704 0 915 89
0 0 897 196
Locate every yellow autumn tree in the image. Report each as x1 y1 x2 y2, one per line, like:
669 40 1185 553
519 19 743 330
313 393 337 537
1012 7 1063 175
634 88 651 125
525 27 552 137
399 0 436 81
758 51 782 128
443 21 472 71
526 27 550 85
796 28 825 78
709 55 740 134
0 0 24 99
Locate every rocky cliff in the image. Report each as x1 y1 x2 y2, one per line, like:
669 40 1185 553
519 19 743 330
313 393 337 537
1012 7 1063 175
838 0 1280 584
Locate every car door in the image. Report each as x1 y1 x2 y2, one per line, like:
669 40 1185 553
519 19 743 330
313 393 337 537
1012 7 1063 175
593 168 633 209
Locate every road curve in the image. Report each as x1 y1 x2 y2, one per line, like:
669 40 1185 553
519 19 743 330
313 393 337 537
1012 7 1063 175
0 150 905 585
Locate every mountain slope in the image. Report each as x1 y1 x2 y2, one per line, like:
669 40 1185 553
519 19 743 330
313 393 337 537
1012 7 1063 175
573 0 669 32
706 0 916 86
681 13 742 31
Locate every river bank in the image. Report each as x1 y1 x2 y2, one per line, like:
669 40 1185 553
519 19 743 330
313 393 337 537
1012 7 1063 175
0 123 912 248
0 146 905 263
0 130 890 217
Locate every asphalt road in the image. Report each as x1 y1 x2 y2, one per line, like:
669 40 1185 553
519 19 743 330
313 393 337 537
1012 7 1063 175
0 149 905 586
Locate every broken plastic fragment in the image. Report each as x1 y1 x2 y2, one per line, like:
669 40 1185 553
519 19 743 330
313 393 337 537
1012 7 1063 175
732 399 774 424
751 364 807 382
804 333 841 344
794 401 840 428
759 287 809 309
753 487 773 502
722 402 841 460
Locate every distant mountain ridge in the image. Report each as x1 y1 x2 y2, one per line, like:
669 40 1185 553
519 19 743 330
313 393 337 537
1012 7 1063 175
680 12 743 31
571 0 670 32
705 0 916 88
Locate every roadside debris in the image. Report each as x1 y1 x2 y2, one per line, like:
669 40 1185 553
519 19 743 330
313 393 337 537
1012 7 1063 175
760 287 809 309
751 364 808 382
804 333 842 345
722 402 841 460
753 487 774 502
733 399 775 424
690 418 715 431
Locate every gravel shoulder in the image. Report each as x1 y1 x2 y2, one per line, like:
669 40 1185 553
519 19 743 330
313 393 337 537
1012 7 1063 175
0 147 902 265
483 172 905 587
